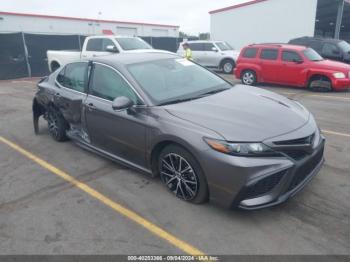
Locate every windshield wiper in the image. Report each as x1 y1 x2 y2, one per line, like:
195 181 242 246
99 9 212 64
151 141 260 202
158 97 198 106
158 88 229 106
197 88 229 98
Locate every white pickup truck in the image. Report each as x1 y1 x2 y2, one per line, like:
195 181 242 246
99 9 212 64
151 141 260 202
47 35 156 72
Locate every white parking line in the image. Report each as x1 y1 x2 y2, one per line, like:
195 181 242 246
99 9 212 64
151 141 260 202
322 130 350 138
310 94 350 101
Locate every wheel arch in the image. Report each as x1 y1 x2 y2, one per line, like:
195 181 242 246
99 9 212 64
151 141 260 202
219 57 235 69
149 137 200 177
240 65 261 80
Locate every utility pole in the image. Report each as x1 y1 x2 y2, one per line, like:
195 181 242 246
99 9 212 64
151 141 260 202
335 0 344 39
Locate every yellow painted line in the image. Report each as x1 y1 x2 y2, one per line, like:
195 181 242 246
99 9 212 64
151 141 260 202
0 136 205 256
322 130 350 138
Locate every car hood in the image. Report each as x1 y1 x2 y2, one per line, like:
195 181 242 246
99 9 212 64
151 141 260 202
315 59 350 71
164 85 310 142
221 50 240 60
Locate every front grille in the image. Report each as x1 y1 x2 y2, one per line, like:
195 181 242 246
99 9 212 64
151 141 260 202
273 133 316 161
245 170 286 200
288 146 324 191
282 150 308 161
274 134 315 146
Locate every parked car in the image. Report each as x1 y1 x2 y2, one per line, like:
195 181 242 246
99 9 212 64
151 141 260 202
33 52 325 210
289 36 350 64
47 35 156 72
177 40 240 74
235 43 350 91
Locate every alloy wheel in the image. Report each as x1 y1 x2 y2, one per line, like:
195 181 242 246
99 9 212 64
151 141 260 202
242 71 255 85
48 111 59 139
160 153 198 201
223 62 233 74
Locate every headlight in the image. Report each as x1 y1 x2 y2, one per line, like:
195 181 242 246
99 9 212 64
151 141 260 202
204 138 278 157
333 72 346 79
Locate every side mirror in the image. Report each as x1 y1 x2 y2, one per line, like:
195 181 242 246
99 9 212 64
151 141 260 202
106 45 118 53
112 96 134 111
212 47 218 52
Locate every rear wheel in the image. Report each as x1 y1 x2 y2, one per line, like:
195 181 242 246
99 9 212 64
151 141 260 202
47 107 68 142
158 145 208 204
241 70 257 85
221 59 235 74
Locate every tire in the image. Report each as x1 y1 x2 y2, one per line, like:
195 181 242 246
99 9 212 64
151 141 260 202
307 76 333 92
158 145 208 204
221 59 235 74
241 70 257 86
47 107 68 142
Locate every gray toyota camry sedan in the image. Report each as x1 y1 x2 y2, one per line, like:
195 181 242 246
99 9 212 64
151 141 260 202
33 52 325 210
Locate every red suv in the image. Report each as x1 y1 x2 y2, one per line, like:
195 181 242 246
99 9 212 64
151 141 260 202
234 44 350 91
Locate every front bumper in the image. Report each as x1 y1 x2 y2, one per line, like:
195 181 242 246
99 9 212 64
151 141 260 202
332 78 350 90
237 138 325 210
199 128 325 210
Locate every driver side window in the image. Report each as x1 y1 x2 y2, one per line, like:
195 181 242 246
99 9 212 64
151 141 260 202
90 64 139 103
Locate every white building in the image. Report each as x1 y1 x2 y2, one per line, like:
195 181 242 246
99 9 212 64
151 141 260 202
0 11 179 37
210 0 350 50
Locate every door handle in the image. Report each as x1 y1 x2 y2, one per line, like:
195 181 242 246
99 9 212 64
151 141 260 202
87 103 96 111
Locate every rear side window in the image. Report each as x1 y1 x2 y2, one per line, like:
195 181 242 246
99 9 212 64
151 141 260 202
57 62 87 93
260 49 279 60
322 43 340 56
90 64 139 103
308 41 323 53
86 38 102 51
188 43 204 51
282 51 302 62
203 43 215 51
242 48 258 58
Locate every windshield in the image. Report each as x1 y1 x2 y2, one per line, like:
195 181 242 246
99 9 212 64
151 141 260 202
128 58 231 105
303 48 324 61
215 42 233 51
338 41 350 53
115 38 152 50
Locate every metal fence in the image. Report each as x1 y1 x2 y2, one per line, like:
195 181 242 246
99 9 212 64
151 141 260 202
0 32 197 80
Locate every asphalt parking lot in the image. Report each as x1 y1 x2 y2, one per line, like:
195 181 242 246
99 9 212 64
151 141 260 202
0 75 349 255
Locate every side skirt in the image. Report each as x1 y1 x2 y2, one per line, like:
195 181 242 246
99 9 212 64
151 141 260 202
66 131 153 176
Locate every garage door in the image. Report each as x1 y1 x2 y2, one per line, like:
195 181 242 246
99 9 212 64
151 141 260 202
152 29 169 37
116 27 137 36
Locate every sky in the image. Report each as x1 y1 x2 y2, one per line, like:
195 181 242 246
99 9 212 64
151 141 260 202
0 0 249 34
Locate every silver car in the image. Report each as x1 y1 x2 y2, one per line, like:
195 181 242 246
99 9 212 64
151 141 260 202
177 40 240 74
33 52 325 210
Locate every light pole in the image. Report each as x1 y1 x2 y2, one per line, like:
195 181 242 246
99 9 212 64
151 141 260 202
335 0 344 39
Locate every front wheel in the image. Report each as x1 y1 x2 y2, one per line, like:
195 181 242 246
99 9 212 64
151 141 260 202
159 145 208 204
241 70 257 85
307 76 333 92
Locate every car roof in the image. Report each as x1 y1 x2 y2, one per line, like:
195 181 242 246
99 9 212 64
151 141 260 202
92 52 180 66
183 40 223 44
87 35 140 39
246 43 308 51
291 36 342 44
